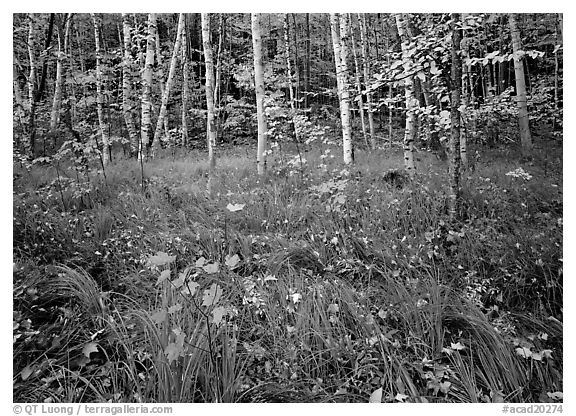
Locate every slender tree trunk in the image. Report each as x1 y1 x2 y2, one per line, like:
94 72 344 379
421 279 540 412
291 14 300 108
349 15 368 149
304 13 311 108
509 13 532 151
395 13 416 176
449 13 462 219
152 13 185 156
155 23 170 140
201 13 217 194
26 14 37 158
284 14 301 145
91 14 111 166
35 13 55 103
121 13 139 156
330 14 354 165
251 13 268 175
181 16 190 147
50 14 72 131
139 13 156 161
358 13 376 149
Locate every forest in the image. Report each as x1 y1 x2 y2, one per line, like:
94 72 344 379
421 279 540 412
13 13 563 404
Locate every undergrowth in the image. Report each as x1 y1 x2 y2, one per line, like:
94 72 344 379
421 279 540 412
13 141 563 403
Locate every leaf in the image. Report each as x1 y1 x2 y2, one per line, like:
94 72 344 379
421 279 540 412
264 274 277 282
369 387 383 403
168 303 183 314
21 365 34 381
327 303 339 313
450 342 466 351
164 343 182 364
181 281 199 297
541 349 553 359
395 393 409 402
515 346 532 359
195 257 206 268
226 203 245 212
212 306 227 325
202 283 223 307
225 254 240 269
148 252 176 267
547 391 563 400
203 262 220 274
156 269 171 285
82 342 99 358
151 309 168 324
439 381 452 394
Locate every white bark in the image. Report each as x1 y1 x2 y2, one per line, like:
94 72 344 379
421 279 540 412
121 13 139 155
91 13 110 166
139 13 156 161
201 13 217 194
330 13 354 165
252 13 268 175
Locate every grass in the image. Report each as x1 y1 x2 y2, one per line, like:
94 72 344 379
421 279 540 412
13 139 563 403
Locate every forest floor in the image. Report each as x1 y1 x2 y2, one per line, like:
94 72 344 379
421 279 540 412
13 138 563 403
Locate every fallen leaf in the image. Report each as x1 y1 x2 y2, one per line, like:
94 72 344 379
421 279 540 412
547 392 563 401
369 387 383 403
395 393 409 402
225 254 240 269
515 346 532 359
203 262 220 274
156 269 171 285
181 281 199 297
450 342 466 351
21 365 34 381
148 252 176 267
202 283 223 307
82 342 99 358
151 309 168 324
226 203 245 212
212 306 227 325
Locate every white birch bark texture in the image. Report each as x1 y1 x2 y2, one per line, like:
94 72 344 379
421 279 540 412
283 14 301 144
252 13 268 175
201 13 217 194
139 13 156 161
50 13 72 131
152 13 185 156
26 14 37 157
181 16 189 147
449 13 462 219
91 13 111 166
358 13 376 149
330 13 354 165
508 13 532 151
121 13 139 155
394 13 416 176
349 14 368 149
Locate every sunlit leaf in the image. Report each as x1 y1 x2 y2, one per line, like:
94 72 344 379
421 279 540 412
168 303 183 314
151 309 168 324
450 342 466 351
156 269 171 285
202 283 223 307
226 203 245 212
369 387 383 403
148 252 176 267
195 257 206 268
225 254 240 269
395 393 409 402
181 281 199 297
547 392 563 400
327 303 339 313
82 342 99 358
515 346 532 359
203 262 220 274
21 365 34 381
212 306 227 325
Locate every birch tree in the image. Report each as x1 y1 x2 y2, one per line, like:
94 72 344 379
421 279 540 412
91 13 111 166
252 13 268 175
50 13 72 131
448 13 462 219
152 13 185 156
201 13 217 194
395 13 416 176
508 13 532 151
139 13 156 161
358 13 376 149
283 14 301 145
121 13 139 155
26 14 37 157
181 16 190 147
330 13 354 165
349 15 369 149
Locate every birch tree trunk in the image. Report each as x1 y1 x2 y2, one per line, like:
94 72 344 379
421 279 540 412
330 13 354 165
121 13 139 156
508 13 532 151
252 13 268 175
349 15 369 149
155 23 170 140
449 13 462 219
283 14 302 146
26 14 37 157
152 13 185 156
201 13 217 194
358 13 376 149
395 13 416 176
91 13 111 166
139 13 156 161
50 13 72 131
181 16 189 147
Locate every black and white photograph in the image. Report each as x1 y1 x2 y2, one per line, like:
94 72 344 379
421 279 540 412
12 9 564 408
